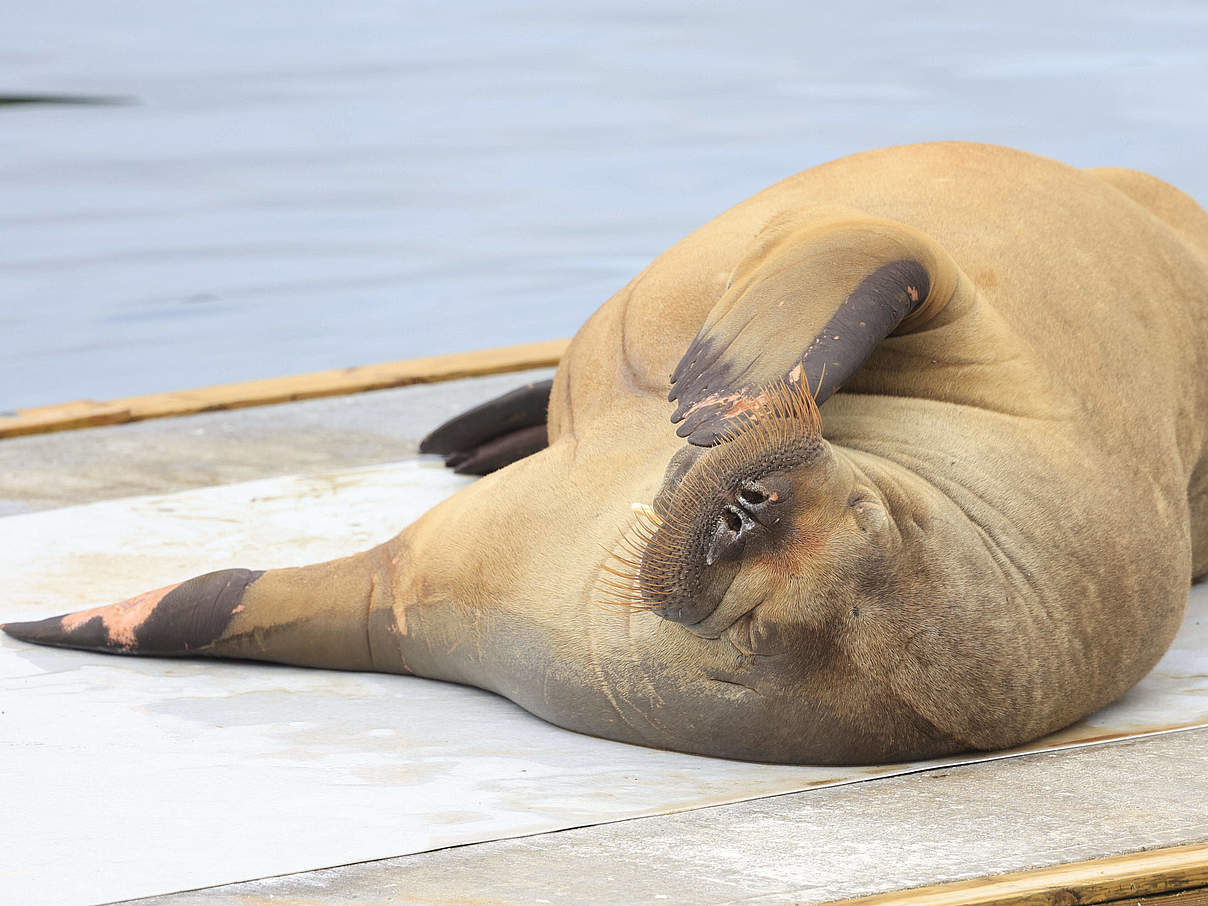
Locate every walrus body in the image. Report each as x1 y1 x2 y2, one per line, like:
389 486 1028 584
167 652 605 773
6 143 1208 764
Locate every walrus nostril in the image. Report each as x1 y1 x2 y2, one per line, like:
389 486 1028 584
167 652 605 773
735 476 792 528
738 487 767 507
722 508 743 533
706 506 756 566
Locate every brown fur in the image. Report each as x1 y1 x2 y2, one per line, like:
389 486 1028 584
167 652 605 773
6 142 1207 764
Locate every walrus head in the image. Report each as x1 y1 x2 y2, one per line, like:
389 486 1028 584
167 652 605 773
600 377 893 641
597 216 965 640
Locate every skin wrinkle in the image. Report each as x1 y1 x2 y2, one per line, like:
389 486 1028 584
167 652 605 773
682 590 757 640
870 438 1039 585
837 380 1060 423
932 470 1042 590
616 270 666 396
366 571 379 668
582 605 652 742
369 542 403 672
707 675 764 697
624 607 669 716
561 364 577 448
548 358 579 461
872 443 1048 634
724 612 758 658
874 457 1077 718
834 402 1063 474
841 440 1045 607
890 644 977 748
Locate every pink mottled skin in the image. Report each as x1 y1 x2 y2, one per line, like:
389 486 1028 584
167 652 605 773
59 582 183 648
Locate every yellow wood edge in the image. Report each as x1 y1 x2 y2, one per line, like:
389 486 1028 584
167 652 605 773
0 338 569 439
829 842 1208 906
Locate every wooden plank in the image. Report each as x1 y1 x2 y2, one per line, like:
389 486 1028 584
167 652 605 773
830 842 1208 906
2 400 134 434
0 338 568 439
1117 889 1208 906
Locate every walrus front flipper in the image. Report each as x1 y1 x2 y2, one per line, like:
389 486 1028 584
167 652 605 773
669 218 969 445
420 379 552 475
2 542 405 672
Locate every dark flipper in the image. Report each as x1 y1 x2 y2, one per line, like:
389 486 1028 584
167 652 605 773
421 379 553 475
2 569 263 656
668 218 968 445
2 545 402 672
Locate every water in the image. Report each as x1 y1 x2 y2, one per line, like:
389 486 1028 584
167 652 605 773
2 0 1206 410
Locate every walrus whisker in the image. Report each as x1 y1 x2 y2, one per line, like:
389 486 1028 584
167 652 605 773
594 376 826 616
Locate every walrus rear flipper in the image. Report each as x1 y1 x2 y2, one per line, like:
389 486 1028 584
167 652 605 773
2 543 403 672
421 378 552 475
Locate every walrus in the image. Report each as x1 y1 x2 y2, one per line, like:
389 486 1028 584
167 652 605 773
5 142 1207 764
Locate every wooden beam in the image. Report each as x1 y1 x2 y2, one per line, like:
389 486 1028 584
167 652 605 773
829 842 1208 906
0 338 569 439
1119 889 1208 906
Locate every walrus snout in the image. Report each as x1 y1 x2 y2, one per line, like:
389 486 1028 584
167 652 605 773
594 379 829 626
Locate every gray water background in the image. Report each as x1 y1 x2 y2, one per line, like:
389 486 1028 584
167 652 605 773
2 0 1206 410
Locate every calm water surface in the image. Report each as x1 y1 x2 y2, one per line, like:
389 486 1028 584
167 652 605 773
2 0 1206 409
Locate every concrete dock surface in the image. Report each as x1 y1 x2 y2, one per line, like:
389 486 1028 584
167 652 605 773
119 729 1208 906
3 371 1206 905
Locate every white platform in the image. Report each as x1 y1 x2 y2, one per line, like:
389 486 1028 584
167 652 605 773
2 459 1205 905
